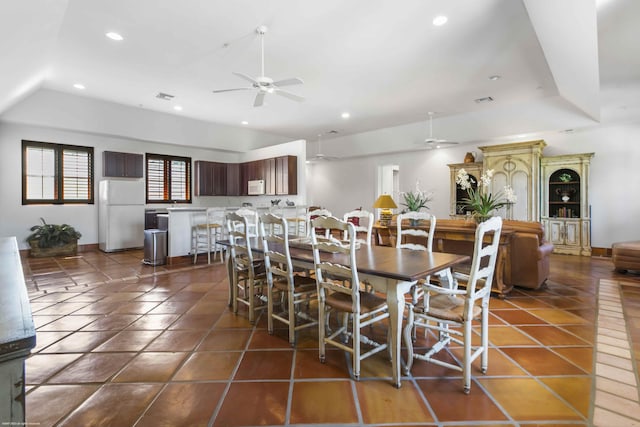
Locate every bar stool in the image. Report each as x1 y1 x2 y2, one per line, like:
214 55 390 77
191 208 225 264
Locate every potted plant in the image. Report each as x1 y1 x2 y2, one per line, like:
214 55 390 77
455 168 516 223
400 181 433 225
27 218 82 257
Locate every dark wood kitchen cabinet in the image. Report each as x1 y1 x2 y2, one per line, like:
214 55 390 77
103 151 143 177
263 157 276 195
226 163 241 196
195 161 227 196
276 155 297 195
240 160 264 195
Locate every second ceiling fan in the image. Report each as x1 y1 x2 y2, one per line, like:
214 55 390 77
420 112 459 149
212 26 304 107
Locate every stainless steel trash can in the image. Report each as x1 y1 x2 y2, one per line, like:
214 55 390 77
143 229 167 266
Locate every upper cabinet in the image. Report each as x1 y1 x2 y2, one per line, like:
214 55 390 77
194 161 227 196
541 153 594 256
193 156 297 197
478 140 546 221
276 155 297 195
103 151 143 178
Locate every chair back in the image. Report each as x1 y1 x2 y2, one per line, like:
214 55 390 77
235 207 259 237
206 207 225 232
226 212 258 277
343 209 374 246
311 216 360 311
306 208 332 238
396 211 436 251
259 213 293 285
466 216 503 299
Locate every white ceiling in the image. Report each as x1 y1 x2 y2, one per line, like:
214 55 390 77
1 0 639 148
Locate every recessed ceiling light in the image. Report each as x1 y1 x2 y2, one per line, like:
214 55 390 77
433 15 448 26
489 75 501 81
341 112 350 119
73 83 85 90
105 32 123 41
241 121 249 125
173 105 183 111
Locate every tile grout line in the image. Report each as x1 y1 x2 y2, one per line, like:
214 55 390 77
592 279 640 426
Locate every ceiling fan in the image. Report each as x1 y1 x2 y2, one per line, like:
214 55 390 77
419 112 459 149
212 26 304 107
307 134 339 162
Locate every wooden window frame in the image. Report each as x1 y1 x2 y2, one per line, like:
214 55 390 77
22 140 94 205
145 153 192 204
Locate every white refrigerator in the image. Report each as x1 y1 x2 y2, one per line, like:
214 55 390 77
99 180 145 252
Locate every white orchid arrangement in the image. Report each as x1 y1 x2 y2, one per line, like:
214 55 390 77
456 168 515 219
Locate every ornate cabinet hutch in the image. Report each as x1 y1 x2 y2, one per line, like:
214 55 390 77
540 153 594 255
478 140 546 221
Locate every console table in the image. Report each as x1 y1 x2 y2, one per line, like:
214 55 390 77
373 221 514 298
0 237 36 423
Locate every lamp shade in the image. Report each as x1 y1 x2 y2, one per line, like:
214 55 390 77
373 194 397 209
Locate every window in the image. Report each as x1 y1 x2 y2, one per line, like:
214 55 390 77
146 153 192 203
22 140 94 205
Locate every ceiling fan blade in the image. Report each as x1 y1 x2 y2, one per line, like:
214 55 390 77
275 88 304 102
212 87 252 93
233 72 259 85
273 77 304 87
254 92 266 107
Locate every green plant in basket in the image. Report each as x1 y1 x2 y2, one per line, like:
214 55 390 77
27 218 82 248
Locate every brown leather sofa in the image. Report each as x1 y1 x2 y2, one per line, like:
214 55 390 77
433 219 553 291
378 217 554 291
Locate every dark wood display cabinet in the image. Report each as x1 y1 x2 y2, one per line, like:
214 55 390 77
103 151 143 177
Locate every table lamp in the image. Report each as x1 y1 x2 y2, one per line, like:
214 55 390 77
373 194 397 226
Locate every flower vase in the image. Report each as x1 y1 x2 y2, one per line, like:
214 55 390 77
409 219 421 227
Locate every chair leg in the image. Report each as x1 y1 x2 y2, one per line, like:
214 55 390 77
232 271 239 314
267 283 274 335
481 302 489 374
403 308 415 374
352 312 360 381
463 319 473 394
318 297 326 363
288 290 296 346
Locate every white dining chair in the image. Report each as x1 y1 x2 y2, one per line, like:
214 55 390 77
226 211 268 323
259 213 318 346
234 207 259 238
403 216 503 393
311 215 390 381
306 208 332 238
343 209 374 246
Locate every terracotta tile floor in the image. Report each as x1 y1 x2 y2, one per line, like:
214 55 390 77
21 249 640 426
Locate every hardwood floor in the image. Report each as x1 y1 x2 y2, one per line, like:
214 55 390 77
21 250 640 426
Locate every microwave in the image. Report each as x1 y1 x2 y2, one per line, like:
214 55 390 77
247 179 265 195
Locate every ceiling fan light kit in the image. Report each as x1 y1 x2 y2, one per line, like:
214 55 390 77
212 25 304 107
421 112 459 149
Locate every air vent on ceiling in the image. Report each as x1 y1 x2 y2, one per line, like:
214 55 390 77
156 92 175 101
327 130 339 134
474 96 494 104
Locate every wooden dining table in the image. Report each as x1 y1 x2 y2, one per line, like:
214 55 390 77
220 237 469 388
